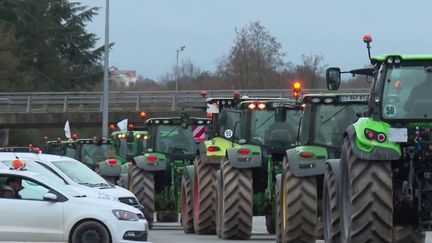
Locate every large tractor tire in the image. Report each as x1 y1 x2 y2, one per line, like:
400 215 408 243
282 156 317 243
215 170 222 238
266 215 276 234
156 211 178 222
181 175 194 233
323 164 340 243
340 137 393 243
275 175 283 243
130 166 154 229
219 159 253 240
193 156 217 234
392 226 425 243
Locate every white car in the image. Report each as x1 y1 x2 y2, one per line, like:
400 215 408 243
0 153 142 210
0 168 149 243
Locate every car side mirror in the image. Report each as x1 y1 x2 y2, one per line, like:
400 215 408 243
43 192 58 202
326 67 341 91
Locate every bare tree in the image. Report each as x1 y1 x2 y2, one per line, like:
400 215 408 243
294 54 328 89
217 21 286 89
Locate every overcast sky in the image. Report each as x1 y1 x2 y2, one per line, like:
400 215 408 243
82 0 432 80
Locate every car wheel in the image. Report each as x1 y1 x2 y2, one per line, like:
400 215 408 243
71 221 110 243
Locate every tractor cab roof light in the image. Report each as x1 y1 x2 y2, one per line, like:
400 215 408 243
311 98 321 103
323 98 334 104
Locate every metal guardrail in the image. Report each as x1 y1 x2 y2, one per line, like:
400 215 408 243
0 89 369 113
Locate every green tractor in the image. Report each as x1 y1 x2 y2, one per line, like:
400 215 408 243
130 115 210 227
181 95 249 234
212 98 302 240
74 138 112 170
44 139 76 158
322 35 431 243
98 128 148 186
275 93 368 243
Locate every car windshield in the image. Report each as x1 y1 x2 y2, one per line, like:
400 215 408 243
80 144 110 165
1 159 67 185
155 125 197 155
51 160 108 187
310 104 366 148
250 109 301 147
382 63 432 119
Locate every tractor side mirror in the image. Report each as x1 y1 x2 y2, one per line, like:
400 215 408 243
326 67 341 91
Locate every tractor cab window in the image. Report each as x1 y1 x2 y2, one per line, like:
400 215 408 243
218 110 241 141
155 125 196 155
382 63 432 119
250 109 300 147
80 144 110 165
313 104 365 148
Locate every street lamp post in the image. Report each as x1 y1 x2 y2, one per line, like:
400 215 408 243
175 45 186 93
102 0 110 138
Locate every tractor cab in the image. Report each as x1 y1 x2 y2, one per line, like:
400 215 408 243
232 99 302 154
297 93 368 159
144 116 210 160
75 138 112 170
44 139 76 158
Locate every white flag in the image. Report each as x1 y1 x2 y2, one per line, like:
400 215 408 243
117 119 128 131
64 120 71 139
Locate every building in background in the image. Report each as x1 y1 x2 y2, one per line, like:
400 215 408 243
110 67 137 86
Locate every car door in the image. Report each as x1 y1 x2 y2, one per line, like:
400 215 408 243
0 175 65 242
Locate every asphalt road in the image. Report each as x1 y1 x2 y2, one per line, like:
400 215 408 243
148 216 432 243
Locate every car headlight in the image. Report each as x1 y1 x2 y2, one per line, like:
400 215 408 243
112 210 139 221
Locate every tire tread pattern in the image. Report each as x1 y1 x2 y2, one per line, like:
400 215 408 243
282 157 317 243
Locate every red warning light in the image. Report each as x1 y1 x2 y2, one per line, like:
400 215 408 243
109 124 116 130
108 159 117 165
363 34 373 43
128 124 134 129
12 159 26 170
200 90 208 98
72 133 78 140
139 111 147 119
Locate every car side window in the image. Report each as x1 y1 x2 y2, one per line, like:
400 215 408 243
0 174 51 201
19 179 50 200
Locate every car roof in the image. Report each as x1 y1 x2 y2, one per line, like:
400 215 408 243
0 168 41 178
16 153 77 162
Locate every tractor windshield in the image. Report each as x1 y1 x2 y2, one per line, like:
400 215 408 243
382 63 432 120
305 103 365 148
80 144 110 165
250 109 301 147
118 137 147 156
155 125 197 155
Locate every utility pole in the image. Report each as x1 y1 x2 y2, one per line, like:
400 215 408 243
175 45 186 93
102 0 110 138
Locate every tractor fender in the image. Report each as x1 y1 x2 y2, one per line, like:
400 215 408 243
325 159 341 209
285 146 328 177
346 124 400 161
134 153 168 171
98 160 121 177
199 142 224 164
226 146 262 169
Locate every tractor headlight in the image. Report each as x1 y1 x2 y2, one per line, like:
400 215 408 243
112 210 139 221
